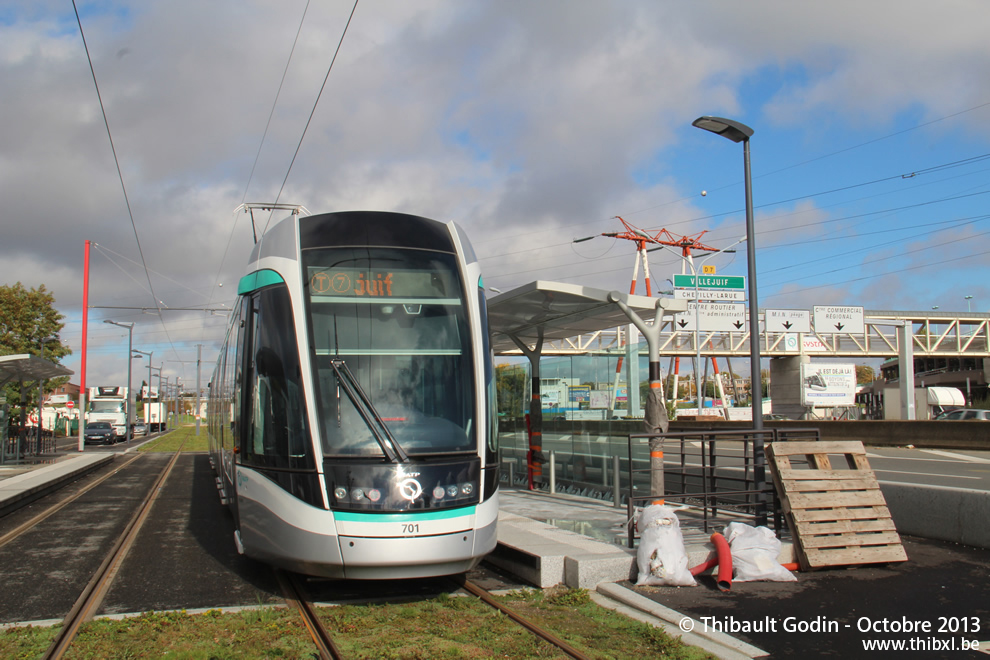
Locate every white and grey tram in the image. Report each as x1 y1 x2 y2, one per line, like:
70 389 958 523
207 211 498 579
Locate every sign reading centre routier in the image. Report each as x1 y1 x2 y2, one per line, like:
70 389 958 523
672 274 745 290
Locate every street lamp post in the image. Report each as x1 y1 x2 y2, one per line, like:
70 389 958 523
692 116 762 426
965 295 973 312
132 349 152 431
693 115 766 524
105 320 134 443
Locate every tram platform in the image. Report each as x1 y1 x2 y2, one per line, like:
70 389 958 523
494 487 794 590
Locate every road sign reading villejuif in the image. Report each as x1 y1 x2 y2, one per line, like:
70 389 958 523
672 274 745 290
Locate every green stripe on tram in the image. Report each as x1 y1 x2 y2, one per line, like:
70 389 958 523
334 507 476 523
238 269 285 294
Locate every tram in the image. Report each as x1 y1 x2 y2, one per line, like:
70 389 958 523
207 210 498 579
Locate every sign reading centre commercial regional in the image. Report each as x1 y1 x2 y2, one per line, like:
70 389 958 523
813 305 864 334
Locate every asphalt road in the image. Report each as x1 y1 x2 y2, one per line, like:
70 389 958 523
505 431 990 491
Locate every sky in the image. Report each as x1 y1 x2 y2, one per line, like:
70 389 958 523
4 0 990 389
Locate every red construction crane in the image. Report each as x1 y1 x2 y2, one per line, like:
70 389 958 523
573 216 734 415
575 216 727 296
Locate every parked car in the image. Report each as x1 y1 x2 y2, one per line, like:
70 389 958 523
132 422 148 437
934 408 990 421
84 421 119 445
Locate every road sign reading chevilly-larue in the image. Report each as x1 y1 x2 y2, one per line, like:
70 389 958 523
672 274 745 290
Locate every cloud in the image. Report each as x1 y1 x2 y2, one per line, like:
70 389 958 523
4 0 990 385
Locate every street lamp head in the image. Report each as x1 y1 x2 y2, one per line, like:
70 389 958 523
692 116 754 143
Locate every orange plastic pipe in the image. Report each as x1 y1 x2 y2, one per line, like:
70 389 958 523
689 532 732 591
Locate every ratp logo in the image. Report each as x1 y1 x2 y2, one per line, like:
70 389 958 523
399 478 423 502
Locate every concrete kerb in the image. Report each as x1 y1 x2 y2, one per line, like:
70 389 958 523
595 583 769 659
880 480 990 550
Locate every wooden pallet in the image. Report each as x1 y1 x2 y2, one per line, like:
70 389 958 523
767 440 907 570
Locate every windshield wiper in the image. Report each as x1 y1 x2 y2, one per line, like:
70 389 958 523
329 358 409 463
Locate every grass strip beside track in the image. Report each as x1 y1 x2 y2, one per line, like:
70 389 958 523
138 424 208 453
0 588 715 659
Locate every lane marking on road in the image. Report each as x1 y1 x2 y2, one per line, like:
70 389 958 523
873 468 981 480
919 449 990 464
866 452 976 463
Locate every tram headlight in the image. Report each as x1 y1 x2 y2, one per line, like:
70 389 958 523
460 482 474 496
351 488 366 501
334 487 348 500
446 485 459 498
433 486 446 500
366 488 382 502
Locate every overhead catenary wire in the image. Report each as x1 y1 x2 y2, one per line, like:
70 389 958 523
72 0 181 362
209 0 314 308
487 191 990 287
474 103 990 252
476 150 990 283
262 0 360 237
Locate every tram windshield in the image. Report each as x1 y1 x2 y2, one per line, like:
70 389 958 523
304 247 475 457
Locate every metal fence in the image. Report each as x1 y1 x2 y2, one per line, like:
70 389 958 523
498 426 821 547
622 427 820 546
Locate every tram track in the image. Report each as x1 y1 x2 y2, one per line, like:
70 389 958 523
276 569 346 660
455 577 593 660
0 454 142 551
41 448 184 660
275 569 592 660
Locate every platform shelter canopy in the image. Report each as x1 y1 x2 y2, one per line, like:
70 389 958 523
0 354 74 388
486 280 669 354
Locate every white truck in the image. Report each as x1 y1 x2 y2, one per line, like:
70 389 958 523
883 386 965 420
141 386 166 432
144 402 165 432
86 386 128 437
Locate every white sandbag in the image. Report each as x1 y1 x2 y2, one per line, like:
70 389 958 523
635 505 696 587
724 522 796 582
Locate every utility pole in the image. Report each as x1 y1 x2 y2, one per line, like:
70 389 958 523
196 344 202 436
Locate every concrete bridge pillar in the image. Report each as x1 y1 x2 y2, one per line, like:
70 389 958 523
769 356 810 419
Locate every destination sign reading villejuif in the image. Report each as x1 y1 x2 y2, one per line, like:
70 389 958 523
672 274 746 290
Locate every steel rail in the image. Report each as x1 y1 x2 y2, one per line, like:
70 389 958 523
456 577 594 660
276 569 345 660
0 454 142 550
42 450 184 660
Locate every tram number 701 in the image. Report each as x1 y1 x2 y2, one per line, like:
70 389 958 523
402 523 420 535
